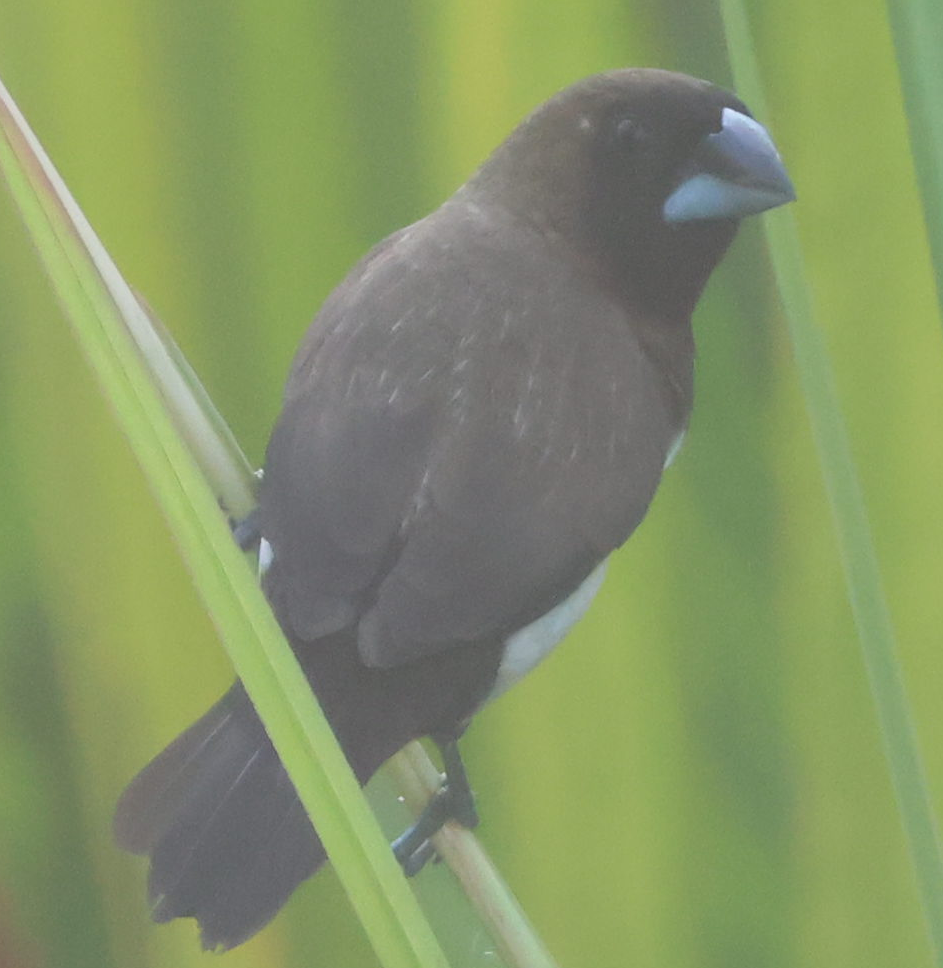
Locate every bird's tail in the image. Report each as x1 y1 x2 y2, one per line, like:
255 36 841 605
114 685 326 951
113 624 490 949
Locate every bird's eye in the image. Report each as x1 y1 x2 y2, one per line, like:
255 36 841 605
613 116 648 150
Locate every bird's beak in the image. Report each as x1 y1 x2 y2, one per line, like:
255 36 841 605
663 107 796 223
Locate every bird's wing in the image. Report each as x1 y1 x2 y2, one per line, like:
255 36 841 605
260 206 685 667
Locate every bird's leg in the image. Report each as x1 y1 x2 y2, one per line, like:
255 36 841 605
392 735 478 876
437 735 479 829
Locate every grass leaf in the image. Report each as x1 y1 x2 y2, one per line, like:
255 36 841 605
886 0 943 319
0 71 450 968
719 5 943 963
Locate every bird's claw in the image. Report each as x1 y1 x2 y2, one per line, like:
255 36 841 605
391 780 478 876
394 837 437 877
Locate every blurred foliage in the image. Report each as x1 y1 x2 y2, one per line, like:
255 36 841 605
1 2 942 967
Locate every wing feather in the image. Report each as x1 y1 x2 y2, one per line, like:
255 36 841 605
261 201 688 665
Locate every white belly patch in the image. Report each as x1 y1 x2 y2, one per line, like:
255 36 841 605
261 533 606 703
486 559 608 702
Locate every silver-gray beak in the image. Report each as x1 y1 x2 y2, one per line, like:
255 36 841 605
663 107 796 223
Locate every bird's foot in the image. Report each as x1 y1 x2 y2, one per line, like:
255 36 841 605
391 779 478 876
231 507 262 551
392 736 478 876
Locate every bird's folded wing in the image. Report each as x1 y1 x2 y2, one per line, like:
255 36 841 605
261 208 680 667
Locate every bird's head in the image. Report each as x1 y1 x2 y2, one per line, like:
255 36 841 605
468 69 795 317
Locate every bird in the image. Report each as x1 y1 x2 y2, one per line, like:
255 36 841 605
114 67 795 950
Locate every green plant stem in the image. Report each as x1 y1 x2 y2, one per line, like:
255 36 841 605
132 291 258 520
391 746 557 968
0 71 559 968
0 73 448 968
885 0 943 322
719 3 943 963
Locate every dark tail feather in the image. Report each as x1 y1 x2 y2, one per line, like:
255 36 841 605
114 686 326 951
113 626 487 948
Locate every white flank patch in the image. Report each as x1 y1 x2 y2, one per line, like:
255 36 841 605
486 559 608 702
258 537 274 577
663 430 686 469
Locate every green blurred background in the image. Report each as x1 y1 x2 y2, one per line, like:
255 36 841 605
2 1 943 966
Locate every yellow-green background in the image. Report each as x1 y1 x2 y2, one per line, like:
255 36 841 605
2 2 942 966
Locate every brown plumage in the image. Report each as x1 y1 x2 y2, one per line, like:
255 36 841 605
115 68 794 949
